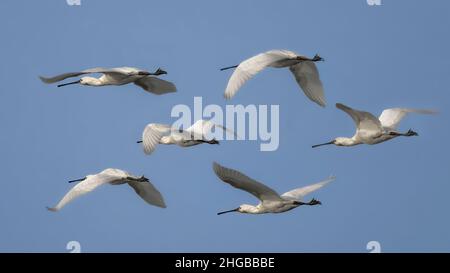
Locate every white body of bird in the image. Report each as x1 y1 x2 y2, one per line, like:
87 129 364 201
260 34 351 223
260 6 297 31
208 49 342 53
48 168 166 211
40 67 176 95
312 103 437 148
139 119 236 155
213 162 334 215
221 49 326 107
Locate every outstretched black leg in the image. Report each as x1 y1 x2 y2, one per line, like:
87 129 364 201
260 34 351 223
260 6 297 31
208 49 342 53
389 129 418 137
198 139 220 145
405 129 418 136
294 198 322 206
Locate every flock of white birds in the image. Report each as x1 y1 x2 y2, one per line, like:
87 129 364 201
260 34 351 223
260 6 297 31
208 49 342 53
40 49 435 215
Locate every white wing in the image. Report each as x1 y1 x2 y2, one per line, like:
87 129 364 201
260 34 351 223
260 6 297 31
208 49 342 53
142 123 174 155
134 77 177 95
224 50 297 99
281 176 335 201
289 62 325 107
127 180 166 208
186 119 237 140
336 103 383 138
39 67 126 83
379 108 437 130
110 67 141 74
47 173 119 211
213 162 282 203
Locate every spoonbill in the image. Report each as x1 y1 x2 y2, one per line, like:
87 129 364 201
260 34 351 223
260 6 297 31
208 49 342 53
220 49 325 107
312 103 436 148
213 162 334 215
47 168 166 211
39 67 176 94
137 119 236 155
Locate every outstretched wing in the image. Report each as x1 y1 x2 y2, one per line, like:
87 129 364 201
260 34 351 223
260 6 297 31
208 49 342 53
336 103 383 138
224 50 297 99
378 108 437 130
186 119 237 140
127 180 166 208
289 62 325 107
141 123 174 155
47 173 118 211
39 67 114 83
134 77 177 95
213 162 282 203
281 176 335 201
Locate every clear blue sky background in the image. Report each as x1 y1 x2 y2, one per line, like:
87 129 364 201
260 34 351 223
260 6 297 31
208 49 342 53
0 0 449 252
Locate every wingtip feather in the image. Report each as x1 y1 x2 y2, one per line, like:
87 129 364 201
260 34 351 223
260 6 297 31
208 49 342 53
46 206 58 212
39 76 51 84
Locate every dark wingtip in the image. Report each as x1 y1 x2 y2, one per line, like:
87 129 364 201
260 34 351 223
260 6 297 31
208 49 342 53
39 76 49 83
46 206 57 212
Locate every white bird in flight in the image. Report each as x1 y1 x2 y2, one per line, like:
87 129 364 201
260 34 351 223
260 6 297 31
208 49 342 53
47 168 166 211
213 162 334 215
40 67 176 95
312 103 436 148
138 119 236 155
220 49 325 107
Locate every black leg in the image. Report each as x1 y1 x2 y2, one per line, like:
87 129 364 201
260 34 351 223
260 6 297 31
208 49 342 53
405 129 418 136
307 198 322 206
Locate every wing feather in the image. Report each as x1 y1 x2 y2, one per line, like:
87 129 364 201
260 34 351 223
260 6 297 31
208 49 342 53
127 180 166 208
142 123 173 155
379 108 437 130
134 77 177 94
47 173 117 211
39 67 115 83
336 103 383 139
289 62 325 107
224 50 297 99
281 176 335 201
213 162 282 202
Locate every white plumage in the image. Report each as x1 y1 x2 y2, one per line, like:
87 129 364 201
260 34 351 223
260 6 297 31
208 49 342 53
312 103 437 148
40 66 176 95
47 168 166 211
222 49 325 107
213 162 334 215
140 119 236 155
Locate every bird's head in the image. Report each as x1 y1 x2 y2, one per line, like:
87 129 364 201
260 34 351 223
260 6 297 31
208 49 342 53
217 204 255 215
334 137 358 146
153 68 167 76
312 137 356 148
238 204 256 213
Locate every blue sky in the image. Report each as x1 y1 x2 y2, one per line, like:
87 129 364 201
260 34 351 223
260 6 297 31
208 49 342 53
0 0 449 252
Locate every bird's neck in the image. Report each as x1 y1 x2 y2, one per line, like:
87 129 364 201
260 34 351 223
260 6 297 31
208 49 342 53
249 204 264 214
160 136 174 144
345 135 362 146
84 76 105 86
